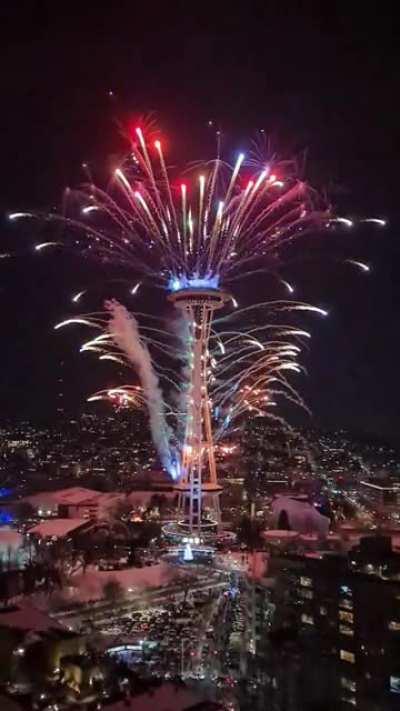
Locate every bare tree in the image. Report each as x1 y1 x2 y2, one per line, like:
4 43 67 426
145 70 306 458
110 497 132 522
14 501 35 523
103 578 124 603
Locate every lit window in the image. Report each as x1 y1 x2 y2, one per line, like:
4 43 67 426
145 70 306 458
341 677 356 692
301 613 314 625
390 676 400 694
320 605 327 616
339 599 353 610
340 696 356 706
300 576 312 588
299 588 313 600
340 650 355 663
340 585 353 597
388 620 400 631
339 610 354 624
340 625 354 637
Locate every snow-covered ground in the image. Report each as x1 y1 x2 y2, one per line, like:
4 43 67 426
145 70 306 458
215 550 269 579
0 601 64 631
28 518 88 538
58 562 188 603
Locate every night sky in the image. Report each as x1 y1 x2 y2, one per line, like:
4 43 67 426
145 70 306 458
0 3 399 443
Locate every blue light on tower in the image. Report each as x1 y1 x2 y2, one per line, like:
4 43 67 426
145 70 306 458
168 273 220 292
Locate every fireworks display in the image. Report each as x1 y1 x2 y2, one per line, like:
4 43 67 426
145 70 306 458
54 296 328 479
13 125 332 286
11 123 385 480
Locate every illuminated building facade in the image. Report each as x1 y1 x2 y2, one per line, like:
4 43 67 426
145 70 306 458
360 479 400 513
290 540 400 709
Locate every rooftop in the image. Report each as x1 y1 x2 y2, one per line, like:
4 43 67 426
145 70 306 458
28 518 88 538
0 603 63 632
24 486 102 506
360 479 400 491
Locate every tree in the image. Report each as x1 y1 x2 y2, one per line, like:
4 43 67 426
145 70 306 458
111 497 132 522
237 514 263 550
0 569 23 607
103 578 124 603
131 520 161 548
148 493 167 513
277 510 291 530
14 501 35 523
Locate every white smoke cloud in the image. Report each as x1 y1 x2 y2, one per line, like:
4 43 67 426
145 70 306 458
105 299 178 478
166 311 192 455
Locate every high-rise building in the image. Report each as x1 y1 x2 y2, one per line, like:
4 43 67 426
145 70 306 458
284 538 400 709
360 479 400 514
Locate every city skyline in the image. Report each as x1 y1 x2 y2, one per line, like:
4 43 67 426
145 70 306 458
0 6 400 710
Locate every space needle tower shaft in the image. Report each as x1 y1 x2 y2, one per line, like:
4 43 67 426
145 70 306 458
169 288 228 536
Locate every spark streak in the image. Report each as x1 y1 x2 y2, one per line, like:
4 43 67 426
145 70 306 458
345 259 371 273
362 218 386 226
55 318 98 330
72 290 86 303
130 282 141 295
8 212 33 220
35 242 61 251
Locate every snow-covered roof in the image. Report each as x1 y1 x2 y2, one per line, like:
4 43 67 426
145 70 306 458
95 492 125 507
28 518 88 538
24 487 175 510
271 495 330 536
65 562 184 602
0 603 63 632
24 487 102 506
262 529 299 540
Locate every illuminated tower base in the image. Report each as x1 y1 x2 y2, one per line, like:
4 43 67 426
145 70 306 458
168 287 229 539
